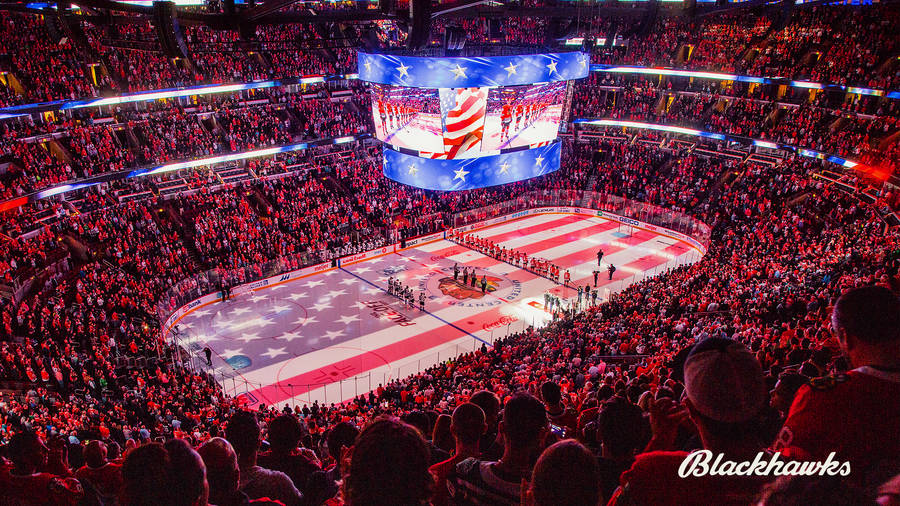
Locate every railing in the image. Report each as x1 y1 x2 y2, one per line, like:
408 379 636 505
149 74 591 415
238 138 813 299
201 339 492 407
452 189 712 249
195 345 655 410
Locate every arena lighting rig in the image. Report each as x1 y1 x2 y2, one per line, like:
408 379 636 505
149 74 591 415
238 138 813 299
358 50 590 190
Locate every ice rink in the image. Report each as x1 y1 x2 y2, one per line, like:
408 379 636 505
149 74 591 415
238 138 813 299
173 212 702 408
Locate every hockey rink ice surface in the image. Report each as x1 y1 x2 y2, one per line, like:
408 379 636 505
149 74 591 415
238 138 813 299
175 212 703 408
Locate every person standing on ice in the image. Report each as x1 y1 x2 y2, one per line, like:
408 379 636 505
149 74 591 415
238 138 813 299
453 263 459 280
564 270 571 287
608 264 616 280
597 249 604 266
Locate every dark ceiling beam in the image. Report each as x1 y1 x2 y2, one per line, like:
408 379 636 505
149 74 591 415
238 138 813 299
431 0 492 18
436 4 649 19
250 10 396 24
693 0 786 17
238 0 306 21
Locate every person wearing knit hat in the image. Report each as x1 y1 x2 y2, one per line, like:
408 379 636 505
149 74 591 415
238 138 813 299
609 338 775 506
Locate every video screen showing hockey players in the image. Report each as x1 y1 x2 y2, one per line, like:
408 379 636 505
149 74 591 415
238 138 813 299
370 84 443 152
482 81 567 151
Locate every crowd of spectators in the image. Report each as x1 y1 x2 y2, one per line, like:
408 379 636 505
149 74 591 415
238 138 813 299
0 87 367 199
2 5 899 108
1 4 899 505
83 18 195 92
585 5 900 90
1 138 899 504
0 11 107 106
571 74 900 180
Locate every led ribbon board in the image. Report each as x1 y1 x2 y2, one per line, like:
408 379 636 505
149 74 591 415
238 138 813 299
383 140 561 191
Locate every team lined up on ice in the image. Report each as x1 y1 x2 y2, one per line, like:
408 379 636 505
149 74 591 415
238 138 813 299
387 277 427 311
455 232 618 285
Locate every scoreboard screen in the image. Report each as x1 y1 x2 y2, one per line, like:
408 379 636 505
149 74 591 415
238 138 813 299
359 51 588 190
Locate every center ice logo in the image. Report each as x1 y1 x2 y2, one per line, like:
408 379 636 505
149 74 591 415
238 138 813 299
421 270 522 308
438 275 503 300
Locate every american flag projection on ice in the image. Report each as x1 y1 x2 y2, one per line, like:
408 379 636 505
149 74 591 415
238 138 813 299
425 87 488 159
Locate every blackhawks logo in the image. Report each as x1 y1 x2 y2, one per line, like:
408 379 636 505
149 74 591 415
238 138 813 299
437 276 503 300
421 269 522 308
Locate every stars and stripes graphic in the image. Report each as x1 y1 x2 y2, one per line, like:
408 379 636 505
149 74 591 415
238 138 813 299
423 87 488 159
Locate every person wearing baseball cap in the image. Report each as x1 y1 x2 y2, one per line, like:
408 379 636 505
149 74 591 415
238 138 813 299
609 338 775 506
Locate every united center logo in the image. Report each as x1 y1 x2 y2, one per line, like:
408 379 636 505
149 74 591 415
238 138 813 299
420 269 522 308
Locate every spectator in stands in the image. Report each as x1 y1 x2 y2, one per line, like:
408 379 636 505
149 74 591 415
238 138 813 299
595 396 648 501
342 416 433 506
432 414 454 454
611 338 773 505
120 439 208 506
468 390 502 461
0 432 84 505
225 410 303 506
403 410 451 465
448 392 549 506
306 421 359 505
75 440 123 504
198 437 282 506
775 286 900 480
540 381 577 436
257 413 321 496
526 439 602 506
769 371 808 419
429 403 487 506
